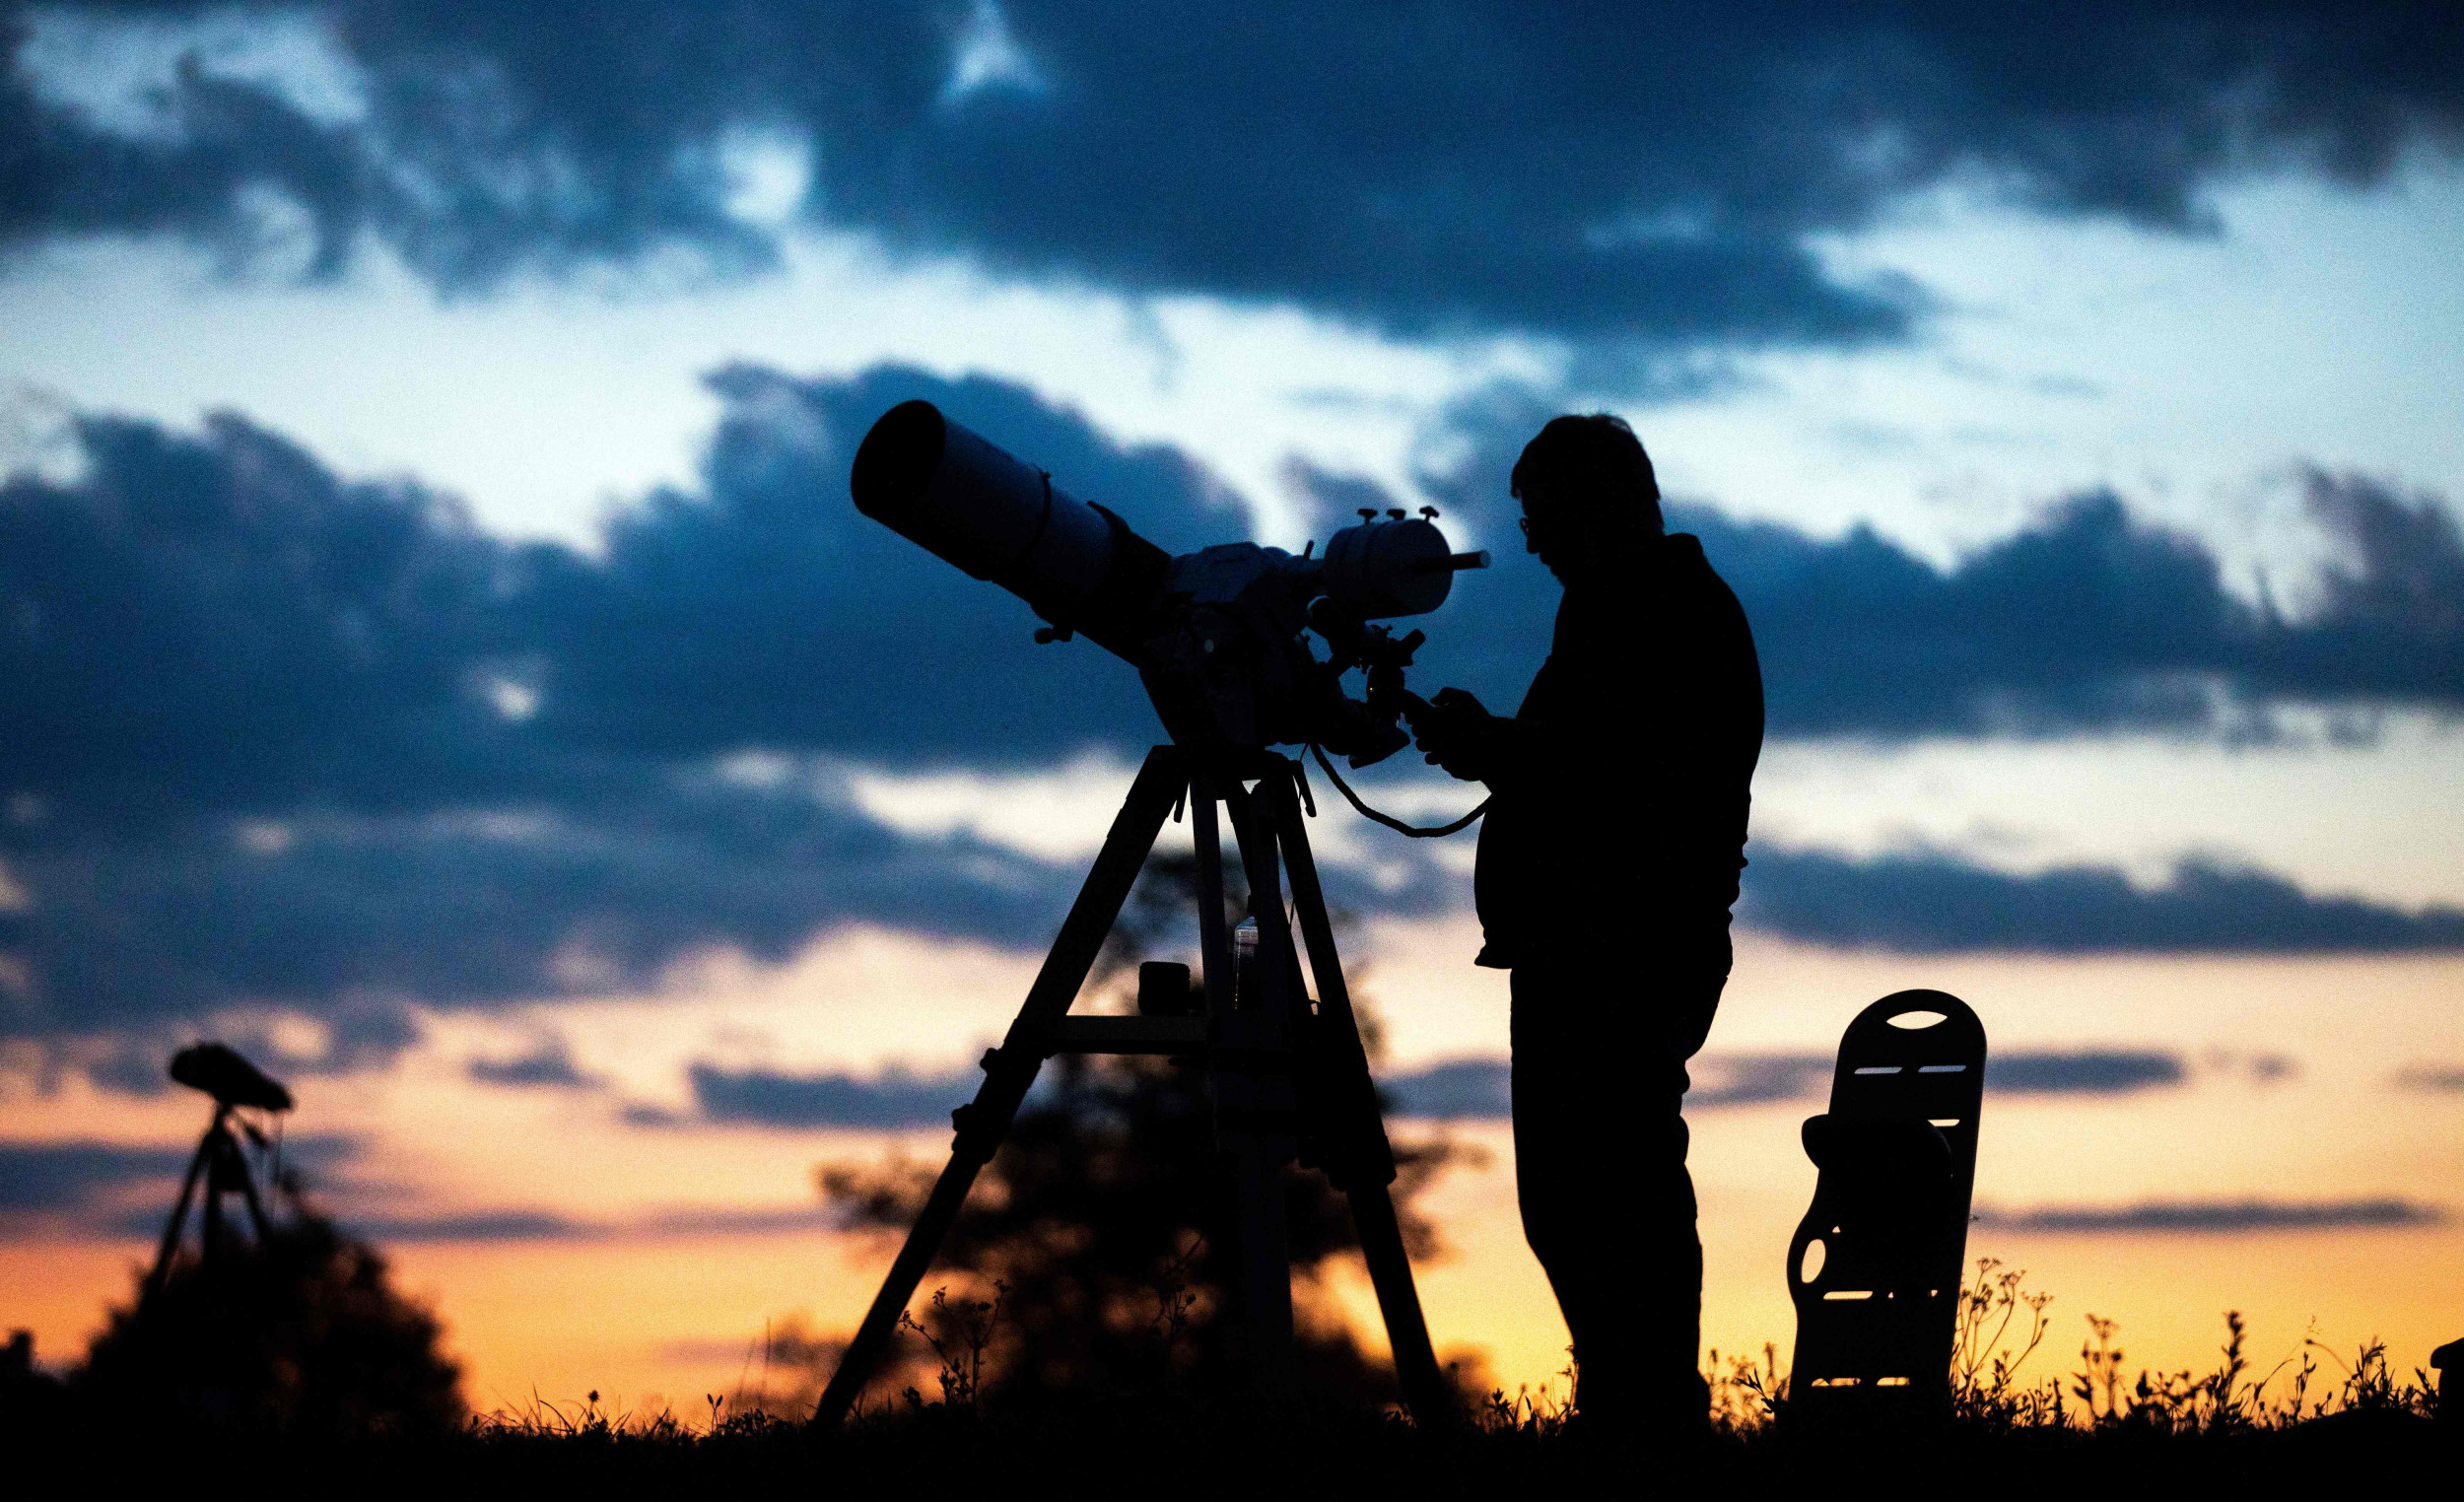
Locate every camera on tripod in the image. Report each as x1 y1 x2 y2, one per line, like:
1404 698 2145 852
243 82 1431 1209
851 400 1486 766
169 1041 294 1114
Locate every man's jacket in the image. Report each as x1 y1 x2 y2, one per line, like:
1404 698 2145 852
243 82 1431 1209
1472 532 1764 971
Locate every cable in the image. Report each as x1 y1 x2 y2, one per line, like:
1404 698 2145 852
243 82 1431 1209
1307 742 1489 838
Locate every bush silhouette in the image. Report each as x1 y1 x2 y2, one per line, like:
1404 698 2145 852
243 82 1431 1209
80 1211 465 1435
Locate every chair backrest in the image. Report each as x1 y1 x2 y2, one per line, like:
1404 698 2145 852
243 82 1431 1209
1784 989 1986 1422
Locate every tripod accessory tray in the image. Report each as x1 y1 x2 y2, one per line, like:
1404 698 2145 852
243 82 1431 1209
1784 989 1986 1421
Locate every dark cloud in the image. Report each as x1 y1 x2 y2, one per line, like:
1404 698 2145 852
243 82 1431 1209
339 1203 834 1244
1 1130 354 1234
2 778 1072 1038
0 1139 186 1210
1382 1058 1510 1120
465 1038 595 1089
2395 1064 2464 1093
1986 1051 2184 1094
1280 456 1407 534
1742 850 2464 954
518 361 1243 767
0 364 1216 1046
687 1061 973 1130
1386 1046 2206 1119
1692 1053 1833 1109
0 409 516 818
8 5 2461 353
1975 1197 2443 1234
7 370 2461 1066
341 1209 593 1244
1413 402 2464 733
2265 468 2464 703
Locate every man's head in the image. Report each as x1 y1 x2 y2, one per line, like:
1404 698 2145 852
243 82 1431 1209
1510 414 1664 583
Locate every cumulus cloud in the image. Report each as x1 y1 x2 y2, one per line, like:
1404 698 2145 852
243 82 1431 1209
1975 1197 2443 1234
6 368 2460 1068
0 364 1231 1048
519 361 1244 768
1412 398 2464 732
7 5 2460 353
2 774 1075 1040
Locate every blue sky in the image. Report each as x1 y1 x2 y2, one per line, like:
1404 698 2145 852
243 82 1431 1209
3 0 2463 1399
1 0 2458 1092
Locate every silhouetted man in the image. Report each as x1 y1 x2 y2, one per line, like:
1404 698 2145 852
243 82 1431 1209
1410 414 1762 1439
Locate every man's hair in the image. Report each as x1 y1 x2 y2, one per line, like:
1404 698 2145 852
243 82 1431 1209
1510 414 1664 534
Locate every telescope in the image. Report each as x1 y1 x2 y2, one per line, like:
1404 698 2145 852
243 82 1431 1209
819 402 1480 1425
851 400 1487 765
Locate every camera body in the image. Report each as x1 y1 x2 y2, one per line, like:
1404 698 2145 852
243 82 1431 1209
169 1042 293 1113
852 401 1481 766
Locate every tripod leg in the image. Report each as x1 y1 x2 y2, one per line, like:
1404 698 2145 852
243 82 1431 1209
232 1130 275 1245
812 747 1189 1427
201 1132 226 1270
1189 780 1232 1013
145 1112 222 1301
1266 772 1455 1423
1214 783 1303 1397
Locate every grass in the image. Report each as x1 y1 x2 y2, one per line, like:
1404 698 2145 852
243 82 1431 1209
8 1263 2445 1495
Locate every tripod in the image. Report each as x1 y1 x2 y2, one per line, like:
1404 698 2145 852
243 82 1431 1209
146 1102 277 1301
814 744 1450 1424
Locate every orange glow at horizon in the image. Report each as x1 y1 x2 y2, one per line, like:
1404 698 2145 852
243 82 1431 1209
6 925 2460 1410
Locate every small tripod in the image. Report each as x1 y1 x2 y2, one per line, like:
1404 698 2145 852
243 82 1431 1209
814 744 1450 1424
146 1043 293 1301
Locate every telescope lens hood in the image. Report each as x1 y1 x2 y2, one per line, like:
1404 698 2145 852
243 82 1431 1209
852 400 1128 637
849 398 946 520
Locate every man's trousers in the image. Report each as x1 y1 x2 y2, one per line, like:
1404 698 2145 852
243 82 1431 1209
1510 953 1726 1432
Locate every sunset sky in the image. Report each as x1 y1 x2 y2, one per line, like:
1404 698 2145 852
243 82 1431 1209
4 3 2461 1411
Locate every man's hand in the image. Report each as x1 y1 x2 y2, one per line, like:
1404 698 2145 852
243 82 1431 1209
1409 687 1510 783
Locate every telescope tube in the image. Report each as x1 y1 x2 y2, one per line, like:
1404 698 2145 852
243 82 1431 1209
851 401 1169 659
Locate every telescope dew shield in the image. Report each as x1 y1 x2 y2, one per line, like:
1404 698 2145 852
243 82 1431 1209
853 401 1165 652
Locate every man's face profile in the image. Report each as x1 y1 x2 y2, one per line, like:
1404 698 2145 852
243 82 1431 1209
1516 486 1602 585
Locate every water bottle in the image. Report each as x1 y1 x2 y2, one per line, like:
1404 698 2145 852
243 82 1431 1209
1232 914 1259 1008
